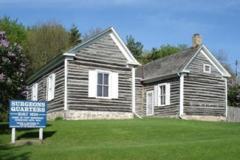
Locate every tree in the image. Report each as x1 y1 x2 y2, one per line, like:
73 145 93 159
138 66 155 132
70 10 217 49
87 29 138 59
0 16 27 45
0 32 28 121
228 85 240 107
69 24 81 46
126 35 144 60
82 27 102 41
142 44 187 64
25 21 70 74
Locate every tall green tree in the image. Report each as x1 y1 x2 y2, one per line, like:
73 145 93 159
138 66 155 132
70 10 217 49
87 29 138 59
69 24 81 46
0 16 27 45
142 44 187 64
126 35 143 60
0 32 28 121
25 21 70 74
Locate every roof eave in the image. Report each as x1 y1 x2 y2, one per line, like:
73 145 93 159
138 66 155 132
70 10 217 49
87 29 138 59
142 73 178 84
26 53 75 84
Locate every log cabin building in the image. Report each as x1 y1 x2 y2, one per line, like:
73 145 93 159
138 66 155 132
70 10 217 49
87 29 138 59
26 28 231 120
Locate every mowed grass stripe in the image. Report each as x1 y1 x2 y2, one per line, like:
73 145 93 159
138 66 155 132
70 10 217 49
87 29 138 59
1 118 240 160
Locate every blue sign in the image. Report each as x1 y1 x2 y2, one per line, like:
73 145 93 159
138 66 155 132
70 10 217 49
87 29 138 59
9 100 47 128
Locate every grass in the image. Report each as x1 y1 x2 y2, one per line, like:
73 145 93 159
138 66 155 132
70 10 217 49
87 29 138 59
1 118 240 160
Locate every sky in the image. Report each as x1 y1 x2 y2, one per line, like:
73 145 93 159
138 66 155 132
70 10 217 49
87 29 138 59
0 0 239 68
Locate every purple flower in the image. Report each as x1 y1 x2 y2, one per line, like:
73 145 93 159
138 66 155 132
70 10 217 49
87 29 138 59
7 51 15 57
0 39 9 47
0 73 5 82
2 57 10 63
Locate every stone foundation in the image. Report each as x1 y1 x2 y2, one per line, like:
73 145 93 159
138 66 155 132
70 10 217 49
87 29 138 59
47 110 133 120
181 115 226 122
47 111 65 120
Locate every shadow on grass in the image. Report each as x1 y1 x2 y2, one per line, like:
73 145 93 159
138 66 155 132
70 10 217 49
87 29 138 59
0 123 55 160
0 144 30 160
17 130 56 140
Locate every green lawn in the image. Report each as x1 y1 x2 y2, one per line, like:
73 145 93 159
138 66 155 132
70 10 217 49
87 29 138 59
1 118 240 160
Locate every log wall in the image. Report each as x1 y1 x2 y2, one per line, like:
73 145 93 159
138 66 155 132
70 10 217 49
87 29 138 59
184 51 226 116
135 77 180 116
27 64 65 112
67 34 132 112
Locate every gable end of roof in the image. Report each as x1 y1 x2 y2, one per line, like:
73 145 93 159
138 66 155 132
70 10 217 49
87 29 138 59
182 45 231 77
68 27 140 66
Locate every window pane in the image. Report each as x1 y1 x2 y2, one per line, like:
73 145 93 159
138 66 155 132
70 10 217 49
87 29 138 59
98 73 103 84
161 95 165 105
104 74 109 85
103 86 108 97
97 85 102 97
160 85 166 105
205 66 210 71
162 86 166 95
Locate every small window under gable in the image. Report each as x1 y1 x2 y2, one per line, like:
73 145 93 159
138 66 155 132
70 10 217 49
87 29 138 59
203 64 211 73
31 83 38 101
46 73 56 101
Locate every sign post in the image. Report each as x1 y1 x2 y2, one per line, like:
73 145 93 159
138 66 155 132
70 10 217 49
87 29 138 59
39 128 43 141
11 128 16 144
9 100 47 144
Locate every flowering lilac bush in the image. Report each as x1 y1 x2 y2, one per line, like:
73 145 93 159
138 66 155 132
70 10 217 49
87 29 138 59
0 31 28 121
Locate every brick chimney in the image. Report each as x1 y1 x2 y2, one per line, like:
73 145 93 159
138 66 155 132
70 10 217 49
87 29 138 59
192 33 202 48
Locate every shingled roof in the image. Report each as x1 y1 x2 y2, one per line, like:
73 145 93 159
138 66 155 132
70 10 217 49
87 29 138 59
136 47 200 82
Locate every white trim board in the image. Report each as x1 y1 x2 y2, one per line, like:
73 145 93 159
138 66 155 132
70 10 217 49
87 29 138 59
179 74 184 116
132 67 136 113
64 58 68 111
64 57 74 111
225 78 228 118
109 28 140 66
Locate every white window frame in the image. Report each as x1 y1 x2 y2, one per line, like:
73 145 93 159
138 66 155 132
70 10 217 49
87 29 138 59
158 84 167 106
203 64 211 73
31 83 38 101
146 90 154 116
88 69 119 99
46 73 55 101
96 71 110 99
157 83 170 106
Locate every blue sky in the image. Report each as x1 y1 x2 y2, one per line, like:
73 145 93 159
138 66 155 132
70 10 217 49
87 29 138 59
0 0 239 68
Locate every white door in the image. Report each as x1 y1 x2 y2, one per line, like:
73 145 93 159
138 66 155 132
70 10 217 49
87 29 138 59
146 91 154 116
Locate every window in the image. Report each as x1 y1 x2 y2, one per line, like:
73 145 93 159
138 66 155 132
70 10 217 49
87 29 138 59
154 83 170 106
31 83 38 101
88 70 118 99
203 64 211 73
46 73 55 101
97 72 109 97
160 85 166 106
